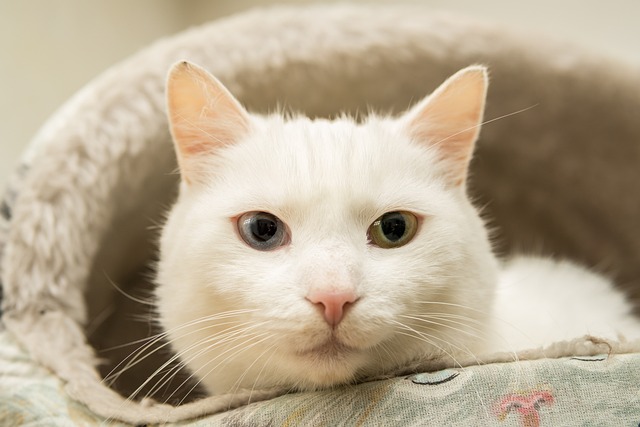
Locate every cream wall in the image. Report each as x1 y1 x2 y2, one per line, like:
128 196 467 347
1 0 639 189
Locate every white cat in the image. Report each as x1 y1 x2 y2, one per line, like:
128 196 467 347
155 61 639 395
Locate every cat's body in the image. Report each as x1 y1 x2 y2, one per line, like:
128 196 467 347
493 257 639 351
155 62 639 395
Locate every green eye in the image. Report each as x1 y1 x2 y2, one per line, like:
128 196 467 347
368 211 418 248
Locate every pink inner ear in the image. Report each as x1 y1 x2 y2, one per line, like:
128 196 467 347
411 122 479 187
405 67 487 186
171 113 244 155
166 62 250 184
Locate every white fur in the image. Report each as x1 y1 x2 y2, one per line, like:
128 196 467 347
490 257 640 352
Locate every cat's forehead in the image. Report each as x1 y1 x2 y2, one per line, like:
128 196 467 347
213 116 445 219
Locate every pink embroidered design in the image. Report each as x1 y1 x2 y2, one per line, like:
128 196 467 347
495 390 554 427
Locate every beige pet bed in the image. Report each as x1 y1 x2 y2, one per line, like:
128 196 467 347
1 5 639 425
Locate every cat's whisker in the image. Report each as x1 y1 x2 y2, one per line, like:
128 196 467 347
392 319 493 411
390 320 457 357
413 300 490 314
432 104 538 148
420 304 535 359
413 308 530 359
104 318 245 384
390 319 479 366
104 314 261 386
104 274 155 306
391 329 457 366
136 322 273 401
400 314 490 341
409 311 490 330
372 340 399 372
163 331 277 405
400 315 505 368
137 337 232 402
406 316 485 354
419 313 487 327
372 340 406 378
101 327 179 385
130 313 157 324
100 333 166 353
393 322 495 416
230 340 281 404
129 308 260 350
132 326 267 403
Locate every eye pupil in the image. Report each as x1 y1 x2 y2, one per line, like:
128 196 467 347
380 213 407 242
252 218 278 242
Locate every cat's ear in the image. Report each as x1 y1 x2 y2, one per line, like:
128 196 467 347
403 66 488 187
166 61 250 185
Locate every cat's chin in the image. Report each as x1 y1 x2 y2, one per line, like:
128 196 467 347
264 336 365 390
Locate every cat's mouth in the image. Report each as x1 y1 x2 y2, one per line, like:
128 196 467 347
296 337 357 359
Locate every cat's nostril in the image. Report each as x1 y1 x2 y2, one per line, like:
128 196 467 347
306 291 359 327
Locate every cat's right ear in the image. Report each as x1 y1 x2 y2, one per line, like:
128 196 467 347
401 66 488 188
166 61 250 185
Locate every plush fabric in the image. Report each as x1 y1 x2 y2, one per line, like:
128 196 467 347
0 5 639 425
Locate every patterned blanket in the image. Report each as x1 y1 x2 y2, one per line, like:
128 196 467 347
2 330 638 426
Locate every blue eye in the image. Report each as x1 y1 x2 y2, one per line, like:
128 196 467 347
238 212 288 250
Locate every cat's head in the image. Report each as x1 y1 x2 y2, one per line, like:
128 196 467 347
155 62 498 394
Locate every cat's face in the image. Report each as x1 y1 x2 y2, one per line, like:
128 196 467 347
155 62 498 394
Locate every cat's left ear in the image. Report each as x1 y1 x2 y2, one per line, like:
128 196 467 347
402 66 488 187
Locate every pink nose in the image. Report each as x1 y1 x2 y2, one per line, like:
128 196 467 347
306 291 359 327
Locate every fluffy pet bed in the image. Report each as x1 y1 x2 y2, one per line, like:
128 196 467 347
1 5 639 425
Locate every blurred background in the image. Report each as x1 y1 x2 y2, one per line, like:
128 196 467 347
1 0 639 189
